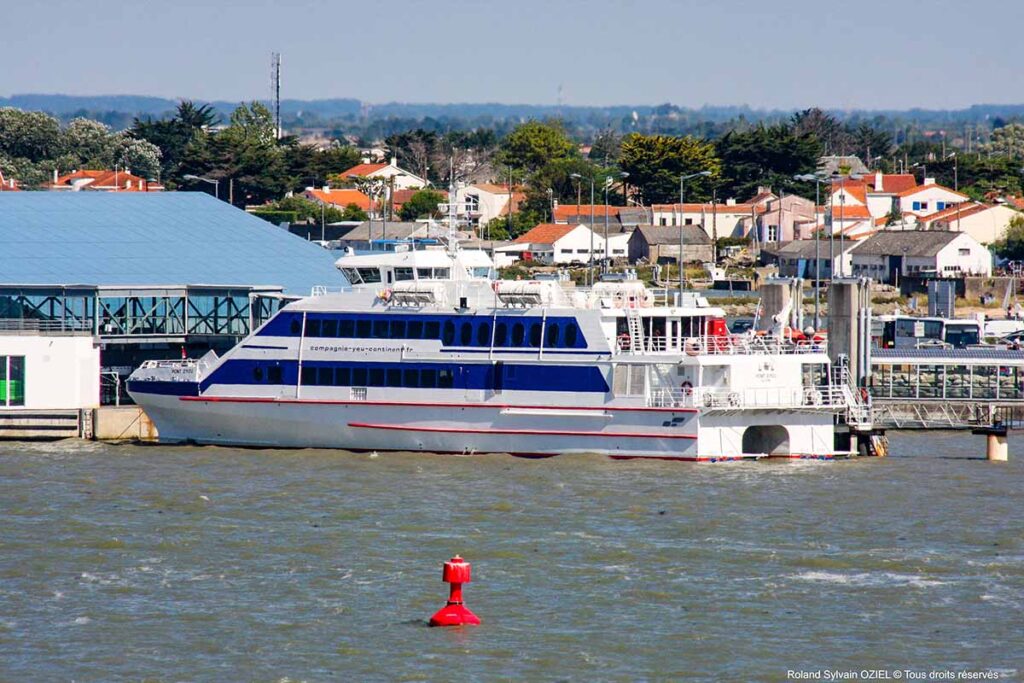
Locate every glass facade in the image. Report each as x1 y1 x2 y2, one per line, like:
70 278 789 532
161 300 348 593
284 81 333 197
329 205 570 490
870 361 1024 401
0 286 281 339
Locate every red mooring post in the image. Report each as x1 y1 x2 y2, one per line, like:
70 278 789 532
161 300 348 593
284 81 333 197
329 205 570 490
429 555 481 627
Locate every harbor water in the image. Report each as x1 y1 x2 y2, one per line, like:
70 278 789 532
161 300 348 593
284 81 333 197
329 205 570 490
1 434 1022 680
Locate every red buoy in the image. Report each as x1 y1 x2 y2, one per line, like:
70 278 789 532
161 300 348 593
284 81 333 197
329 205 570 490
429 555 481 627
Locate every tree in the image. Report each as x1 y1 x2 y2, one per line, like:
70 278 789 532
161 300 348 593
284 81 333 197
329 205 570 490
619 133 721 204
131 100 219 183
206 102 289 206
62 118 118 168
716 124 821 200
114 135 162 179
985 122 1024 161
0 108 62 161
589 129 622 165
792 108 849 155
884 203 903 227
497 120 577 173
993 215 1024 260
399 189 445 220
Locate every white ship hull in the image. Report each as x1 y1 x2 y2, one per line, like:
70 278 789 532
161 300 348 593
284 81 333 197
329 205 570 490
133 391 841 460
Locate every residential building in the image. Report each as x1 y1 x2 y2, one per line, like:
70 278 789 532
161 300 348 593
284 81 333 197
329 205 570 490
849 231 992 284
337 157 426 190
455 183 524 228
627 225 713 264
918 202 1022 245
304 186 373 212
773 239 858 280
49 169 165 192
895 182 969 218
513 223 607 265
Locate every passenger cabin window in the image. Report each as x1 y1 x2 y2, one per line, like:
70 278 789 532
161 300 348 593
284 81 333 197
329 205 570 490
357 268 382 283
565 323 579 347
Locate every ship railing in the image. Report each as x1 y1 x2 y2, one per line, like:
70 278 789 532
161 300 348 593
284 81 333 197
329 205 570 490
134 352 217 383
647 385 847 409
617 335 828 356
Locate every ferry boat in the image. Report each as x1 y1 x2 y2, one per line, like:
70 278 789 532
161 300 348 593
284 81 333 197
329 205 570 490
127 245 870 460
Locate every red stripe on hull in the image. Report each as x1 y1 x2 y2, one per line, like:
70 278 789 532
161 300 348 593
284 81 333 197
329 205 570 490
179 395 697 414
348 422 697 440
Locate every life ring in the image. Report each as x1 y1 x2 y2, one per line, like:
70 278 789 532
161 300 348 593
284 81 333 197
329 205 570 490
618 332 631 350
681 380 693 396
684 338 702 356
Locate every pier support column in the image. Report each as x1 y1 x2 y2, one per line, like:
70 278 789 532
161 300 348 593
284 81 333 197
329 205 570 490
973 425 1009 462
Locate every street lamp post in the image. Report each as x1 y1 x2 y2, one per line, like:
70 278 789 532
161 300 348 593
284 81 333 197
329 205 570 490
678 171 711 302
603 171 629 273
570 173 597 286
795 173 828 329
183 174 220 200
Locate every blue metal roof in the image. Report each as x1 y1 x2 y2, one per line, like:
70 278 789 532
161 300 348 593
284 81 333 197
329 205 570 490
873 347 1024 361
0 192 347 295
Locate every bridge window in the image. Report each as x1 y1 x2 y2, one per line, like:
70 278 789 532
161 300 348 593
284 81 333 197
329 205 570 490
565 323 579 347
477 322 491 346
545 323 560 347
357 268 382 283
394 267 414 281
511 322 525 346
529 322 542 347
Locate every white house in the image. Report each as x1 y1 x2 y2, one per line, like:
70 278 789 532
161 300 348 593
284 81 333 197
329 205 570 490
1 332 99 410
918 202 1022 245
849 231 992 284
455 183 524 228
513 223 606 265
896 182 969 218
338 158 426 191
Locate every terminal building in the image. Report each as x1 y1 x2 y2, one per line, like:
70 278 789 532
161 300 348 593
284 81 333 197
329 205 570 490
0 193 348 417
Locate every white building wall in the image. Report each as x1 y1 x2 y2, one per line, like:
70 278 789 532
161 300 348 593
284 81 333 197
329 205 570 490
898 187 967 216
369 166 423 191
552 224 605 265
940 205 1020 245
934 235 992 276
866 194 895 219
0 334 100 409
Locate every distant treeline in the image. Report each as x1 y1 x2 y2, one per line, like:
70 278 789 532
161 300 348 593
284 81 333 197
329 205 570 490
3 94 1024 142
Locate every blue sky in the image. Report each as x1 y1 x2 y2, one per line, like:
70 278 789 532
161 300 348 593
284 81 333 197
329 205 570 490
1 0 1018 109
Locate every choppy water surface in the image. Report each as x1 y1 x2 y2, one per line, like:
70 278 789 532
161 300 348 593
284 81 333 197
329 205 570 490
1 433 1022 681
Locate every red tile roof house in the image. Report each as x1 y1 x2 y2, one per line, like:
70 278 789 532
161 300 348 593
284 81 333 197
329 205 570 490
513 223 603 265
49 169 164 192
336 157 427 191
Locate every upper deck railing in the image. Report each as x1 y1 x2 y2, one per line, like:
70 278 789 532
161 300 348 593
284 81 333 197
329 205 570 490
648 385 847 410
618 334 828 356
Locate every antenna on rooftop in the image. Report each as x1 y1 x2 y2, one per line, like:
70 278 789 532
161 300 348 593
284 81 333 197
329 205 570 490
270 52 282 139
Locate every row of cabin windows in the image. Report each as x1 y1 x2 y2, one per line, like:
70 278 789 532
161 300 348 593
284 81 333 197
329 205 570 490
301 365 454 389
252 365 284 384
294 315 583 348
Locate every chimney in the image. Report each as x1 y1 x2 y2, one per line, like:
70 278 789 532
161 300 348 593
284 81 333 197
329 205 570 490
390 156 397 167
726 198 737 206
925 177 936 186
323 185 330 193
875 171 883 191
